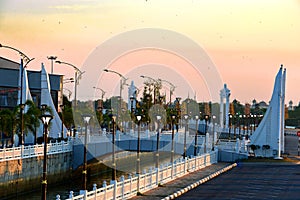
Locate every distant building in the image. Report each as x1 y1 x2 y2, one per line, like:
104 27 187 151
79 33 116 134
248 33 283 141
288 100 294 111
0 57 63 110
251 99 268 110
258 101 268 109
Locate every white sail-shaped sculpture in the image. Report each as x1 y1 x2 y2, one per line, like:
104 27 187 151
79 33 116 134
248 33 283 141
249 66 286 158
40 63 68 138
17 59 35 145
18 59 33 106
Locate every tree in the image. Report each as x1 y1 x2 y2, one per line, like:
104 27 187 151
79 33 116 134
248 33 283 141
23 100 41 144
0 108 18 147
232 99 244 115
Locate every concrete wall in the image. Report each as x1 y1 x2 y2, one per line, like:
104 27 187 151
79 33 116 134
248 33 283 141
0 152 72 199
72 140 197 169
218 150 248 162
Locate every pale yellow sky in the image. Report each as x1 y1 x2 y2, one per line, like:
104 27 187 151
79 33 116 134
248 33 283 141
0 0 299 103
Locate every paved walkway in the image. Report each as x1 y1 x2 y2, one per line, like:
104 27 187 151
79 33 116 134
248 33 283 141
177 161 300 199
130 162 236 200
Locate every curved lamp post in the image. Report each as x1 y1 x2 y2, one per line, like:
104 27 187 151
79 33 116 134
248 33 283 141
158 78 176 104
39 110 53 200
93 87 106 100
104 69 127 127
0 43 34 67
0 44 34 146
82 114 91 191
55 60 84 111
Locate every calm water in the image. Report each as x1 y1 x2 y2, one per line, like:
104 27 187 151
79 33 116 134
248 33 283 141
7 152 177 200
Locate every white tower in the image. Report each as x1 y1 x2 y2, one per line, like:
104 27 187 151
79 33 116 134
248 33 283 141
220 84 231 129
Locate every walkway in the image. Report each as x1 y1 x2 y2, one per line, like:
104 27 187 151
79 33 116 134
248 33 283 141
130 162 235 200
177 161 300 199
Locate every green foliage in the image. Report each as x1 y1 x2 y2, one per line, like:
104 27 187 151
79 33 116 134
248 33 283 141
286 106 300 127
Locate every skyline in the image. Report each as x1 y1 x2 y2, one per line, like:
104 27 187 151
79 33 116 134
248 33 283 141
0 0 299 104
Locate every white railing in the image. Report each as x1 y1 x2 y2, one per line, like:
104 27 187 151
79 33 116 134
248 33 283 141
0 141 72 162
64 150 218 200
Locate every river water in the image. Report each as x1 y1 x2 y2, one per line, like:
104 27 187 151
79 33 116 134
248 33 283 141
8 152 177 200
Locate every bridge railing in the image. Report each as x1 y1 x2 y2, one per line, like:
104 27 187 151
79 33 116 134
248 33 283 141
0 141 72 162
65 150 218 200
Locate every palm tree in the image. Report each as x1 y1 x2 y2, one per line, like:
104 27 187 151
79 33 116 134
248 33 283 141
23 100 42 144
0 108 18 147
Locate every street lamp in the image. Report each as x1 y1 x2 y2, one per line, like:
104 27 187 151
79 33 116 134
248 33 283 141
55 60 84 110
39 110 53 200
212 115 216 150
136 115 142 175
239 115 242 139
82 114 91 191
111 115 117 182
0 43 34 67
104 69 127 126
194 115 199 156
183 114 189 158
204 114 209 153
0 44 34 146
156 115 161 169
243 115 246 137
229 114 233 140
171 114 176 164
47 56 57 74
93 87 106 100
158 78 176 104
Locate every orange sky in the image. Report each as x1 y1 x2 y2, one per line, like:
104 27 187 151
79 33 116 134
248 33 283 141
0 0 299 104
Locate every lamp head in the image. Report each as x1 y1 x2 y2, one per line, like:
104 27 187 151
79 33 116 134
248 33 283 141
204 115 209 121
103 69 109 72
136 115 142 121
55 60 62 64
82 115 91 124
156 115 161 121
40 113 53 125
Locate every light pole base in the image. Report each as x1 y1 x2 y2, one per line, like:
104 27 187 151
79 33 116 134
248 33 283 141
274 156 283 160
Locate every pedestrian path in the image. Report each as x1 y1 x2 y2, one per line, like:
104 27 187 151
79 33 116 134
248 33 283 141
130 162 236 200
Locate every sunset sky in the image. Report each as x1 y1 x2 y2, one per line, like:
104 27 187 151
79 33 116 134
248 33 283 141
0 0 299 104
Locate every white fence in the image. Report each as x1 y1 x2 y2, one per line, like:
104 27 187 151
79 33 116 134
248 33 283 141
0 141 72 161
64 150 218 200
